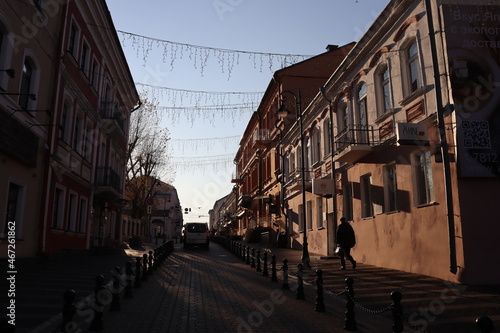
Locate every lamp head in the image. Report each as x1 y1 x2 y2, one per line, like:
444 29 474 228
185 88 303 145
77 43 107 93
277 101 290 119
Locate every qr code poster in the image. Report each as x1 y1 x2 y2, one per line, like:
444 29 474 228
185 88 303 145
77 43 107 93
462 121 491 149
457 119 499 177
443 4 500 178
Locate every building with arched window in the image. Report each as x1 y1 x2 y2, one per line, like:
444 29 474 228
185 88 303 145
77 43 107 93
0 1 139 257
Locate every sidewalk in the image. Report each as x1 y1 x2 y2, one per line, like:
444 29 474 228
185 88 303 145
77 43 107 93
244 241 500 333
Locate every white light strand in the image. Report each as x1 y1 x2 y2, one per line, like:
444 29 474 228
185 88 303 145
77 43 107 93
119 30 312 79
170 135 240 154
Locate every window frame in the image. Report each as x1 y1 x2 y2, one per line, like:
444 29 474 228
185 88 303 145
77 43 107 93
405 40 423 95
383 163 398 213
360 174 374 218
412 150 435 206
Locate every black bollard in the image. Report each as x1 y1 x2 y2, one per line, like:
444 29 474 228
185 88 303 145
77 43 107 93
296 263 305 300
242 244 246 262
315 269 325 312
256 249 262 272
148 250 154 275
135 257 142 288
110 266 122 311
271 255 278 282
391 291 404 333
262 252 269 276
90 275 105 331
124 261 134 298
142 254 149 281
60 289 76 333
251 248 256 268
246 246 250 265
344 277 357 331
282 259 289 290
476 316 494 333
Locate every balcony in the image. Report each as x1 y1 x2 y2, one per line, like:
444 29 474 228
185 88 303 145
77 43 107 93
231 171 242 184
95 166 122 195
284 169 312 193
333 124 377 163
99 101 125 136
252 129 271 147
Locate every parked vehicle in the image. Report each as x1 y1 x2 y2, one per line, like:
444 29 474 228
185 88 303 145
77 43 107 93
182 222 210 249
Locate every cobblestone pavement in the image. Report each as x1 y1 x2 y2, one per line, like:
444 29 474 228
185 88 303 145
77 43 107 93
70 243 392 333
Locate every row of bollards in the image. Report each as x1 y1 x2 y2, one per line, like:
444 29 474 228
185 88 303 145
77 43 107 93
60 241 175 332
215 237 495 333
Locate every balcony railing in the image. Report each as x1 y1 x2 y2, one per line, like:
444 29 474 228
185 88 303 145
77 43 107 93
99 101 125 134
95 167 122 192
335 124 376 153
252 129 271 147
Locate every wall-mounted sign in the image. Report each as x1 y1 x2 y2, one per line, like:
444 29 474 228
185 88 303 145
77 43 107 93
396 122 429 146
312 179 334 196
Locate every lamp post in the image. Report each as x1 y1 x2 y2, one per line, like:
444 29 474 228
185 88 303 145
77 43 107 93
277 90 310 268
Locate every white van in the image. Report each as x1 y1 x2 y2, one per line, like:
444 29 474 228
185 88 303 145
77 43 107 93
182 222 210 249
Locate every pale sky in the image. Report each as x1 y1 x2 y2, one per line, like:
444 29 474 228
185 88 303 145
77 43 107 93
105 0 390 221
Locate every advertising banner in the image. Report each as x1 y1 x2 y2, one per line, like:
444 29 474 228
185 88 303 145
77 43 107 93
442 4 500 177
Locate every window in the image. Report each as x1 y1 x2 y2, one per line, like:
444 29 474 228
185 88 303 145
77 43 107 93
298 204 304 232
83 127 92 160
342 181 353 222
337 101 349 133
52 188 64 229
67 193 77 231
304 137 311 171
384 164 398 212
81 42 89 75
323 118 332 156
312 127 321 164
360 174 373 218
306 200 313 230
68 23 79 56
413 150 434 205
4 183 22 239
407 41 422 94
356 83 368 143
73 116 81 153
19 59 33 110
316 197 323 229
91 59 99 88
378 66 393 115
78 198 88 233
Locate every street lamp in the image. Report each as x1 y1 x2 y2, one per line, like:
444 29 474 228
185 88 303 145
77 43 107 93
277 90 310 268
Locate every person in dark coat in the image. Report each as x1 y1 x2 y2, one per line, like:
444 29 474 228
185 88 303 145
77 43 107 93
336 217 356 270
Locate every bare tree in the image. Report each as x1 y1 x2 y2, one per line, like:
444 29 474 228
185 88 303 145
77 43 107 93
125 96 175 219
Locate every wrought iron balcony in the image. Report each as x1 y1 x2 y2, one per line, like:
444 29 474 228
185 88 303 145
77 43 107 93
99 101 125 135
252 129 271 147
95 166 122 193
334 124 377 163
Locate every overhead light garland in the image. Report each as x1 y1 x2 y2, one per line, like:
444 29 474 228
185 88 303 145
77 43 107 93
119 30 312 78
136 83 261 125
170 135 240 154
171 154 234 174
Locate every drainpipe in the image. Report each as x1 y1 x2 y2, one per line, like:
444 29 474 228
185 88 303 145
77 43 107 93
425 0 457 274
320 86 338 254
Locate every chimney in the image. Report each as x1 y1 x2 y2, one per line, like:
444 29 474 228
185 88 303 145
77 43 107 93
326 44 339 52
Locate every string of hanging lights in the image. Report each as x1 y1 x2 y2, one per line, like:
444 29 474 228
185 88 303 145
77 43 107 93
119 30 312 78
170 136 240 154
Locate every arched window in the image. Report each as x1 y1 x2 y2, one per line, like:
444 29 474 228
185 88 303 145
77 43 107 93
312 127 321 164
376 64 392 117
406 41 422 94
356 83 368 143
323 118 332 157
